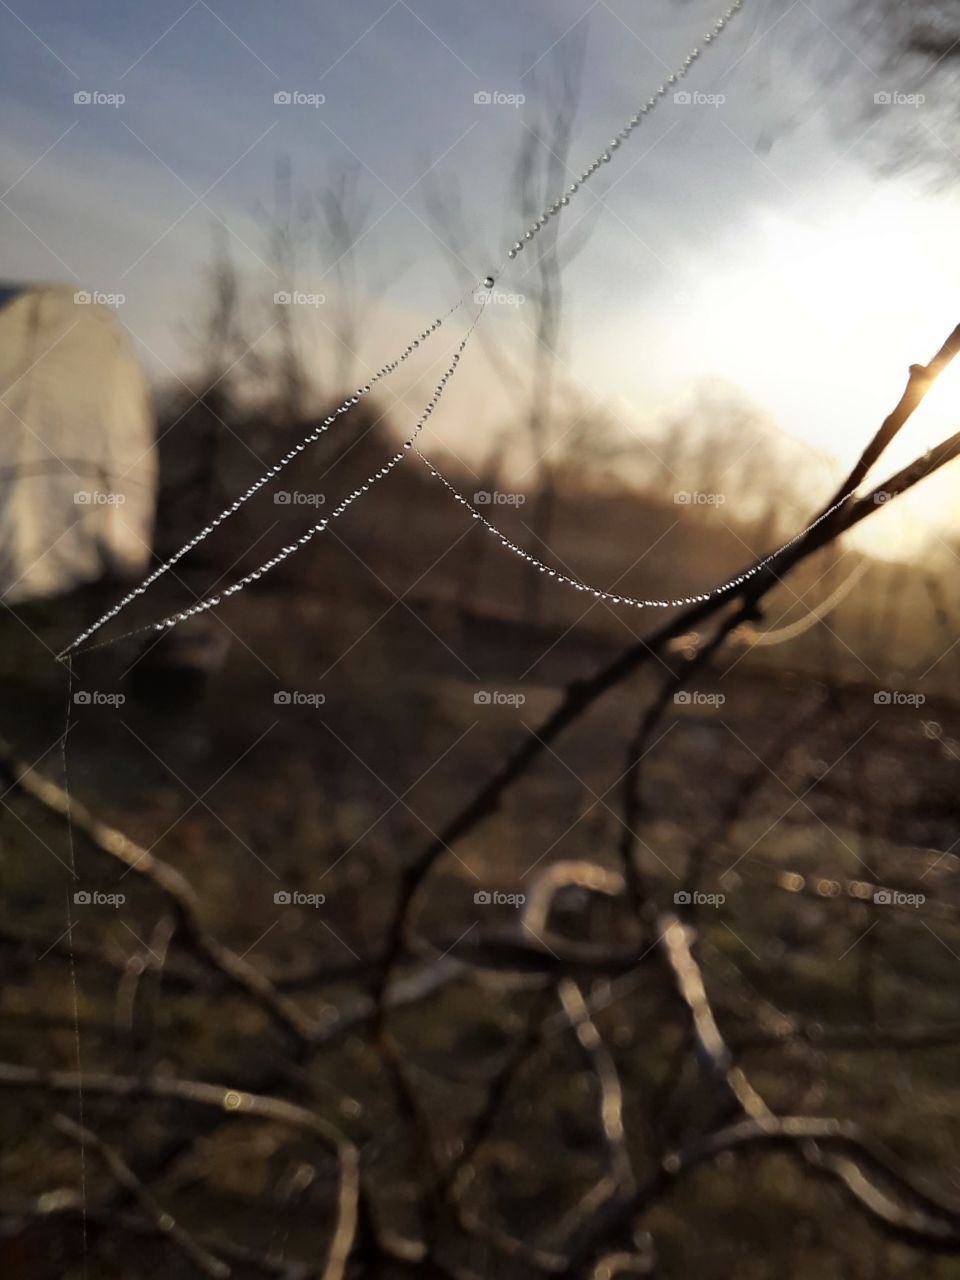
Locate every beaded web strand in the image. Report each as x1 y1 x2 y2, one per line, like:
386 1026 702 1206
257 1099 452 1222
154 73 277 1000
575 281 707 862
61 297 470 656
67 309 488 654
61 1 759 659
413 448 854 612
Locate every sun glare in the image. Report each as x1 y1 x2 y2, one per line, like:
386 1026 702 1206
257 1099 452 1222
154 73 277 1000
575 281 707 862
683 188 960 562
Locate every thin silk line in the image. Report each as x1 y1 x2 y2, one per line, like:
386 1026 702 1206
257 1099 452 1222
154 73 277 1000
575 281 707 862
499 1 744 265
59 0 746 659
59 292 471 658
60 656 89 1272
414 446 856 610
68 310 487 656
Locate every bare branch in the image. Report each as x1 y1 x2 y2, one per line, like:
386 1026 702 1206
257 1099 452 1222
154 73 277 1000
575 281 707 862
0 739 326 1046
558 978 634 1192
370 323 960 1032
52 1113 231 1279
0 1063 360 1280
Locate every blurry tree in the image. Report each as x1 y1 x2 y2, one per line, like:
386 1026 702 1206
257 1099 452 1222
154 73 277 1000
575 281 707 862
259 153 309 422
196 222 247 396
188 224 246 521
424 50 601 622
511 61 580 622
314 166 383 396
156 224 255 559
454 424 513 619
759 0 960 172
253 158 387 419
645 381 833 543
551 395 636 490
865 1 960 65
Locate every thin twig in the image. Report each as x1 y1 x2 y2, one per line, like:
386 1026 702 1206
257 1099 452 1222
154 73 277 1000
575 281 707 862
0 741 326 1046
52 1113 231 1279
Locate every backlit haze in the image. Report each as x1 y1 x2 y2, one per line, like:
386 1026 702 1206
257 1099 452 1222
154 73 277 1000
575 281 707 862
3 0 958 562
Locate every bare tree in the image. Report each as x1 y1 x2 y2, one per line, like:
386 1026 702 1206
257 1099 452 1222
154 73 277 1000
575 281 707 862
510 56 589 622
314 167 383 397
263 153 309 421
424 52 600 622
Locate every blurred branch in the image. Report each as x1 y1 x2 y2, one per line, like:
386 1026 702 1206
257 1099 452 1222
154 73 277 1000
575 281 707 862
52 1113 231 1279
114 914 175 1051
371 323 960 1019
561 911 960 1271
0 1063 359 1280
565 1110 960 1273
0 738 326 1046
558 978 634 1191
0 1194 314 1278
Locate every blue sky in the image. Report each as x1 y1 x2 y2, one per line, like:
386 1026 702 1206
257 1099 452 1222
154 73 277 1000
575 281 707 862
3 0 960 557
